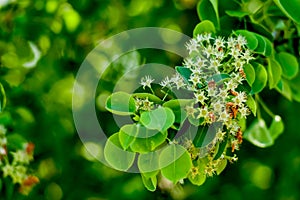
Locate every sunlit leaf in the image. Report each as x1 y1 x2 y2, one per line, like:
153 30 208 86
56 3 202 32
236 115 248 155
254 34 273 56
129 125 167 153
0 83 6 112
104 133 136 171
140 107 175 132
141 174 157 192
225 10 249 18
159 144 192 183
138 152 159 177
163 99 192 124
131 93 162 104
105 92 136 115
188 160 206 186
216 159 227 175
276 79 293 100
193 20 216 37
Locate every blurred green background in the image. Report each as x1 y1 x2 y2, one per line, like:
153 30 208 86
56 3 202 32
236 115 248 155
0 0 300 199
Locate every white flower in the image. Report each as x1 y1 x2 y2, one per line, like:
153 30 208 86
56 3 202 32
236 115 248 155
237 35 247 47
197 106 209 119
233 92 247 106
219 110 230 122
203 33 212 42
186 39 200 54
189 74 201 86
243 49 254 63
233 59 245 71
203 45 214 58
194 91 208 105
2 164 14 177
172 75 186 89
212 101 224 113
0 125 7 135
195 57 206 68
195 34 204 43
183 57 194 69
160 76 172 88
229 48 241 58
214 36 225 48
185 104 197 118
140 75 154 89
239 106 250 118
227 36 236 48
225 79 238 91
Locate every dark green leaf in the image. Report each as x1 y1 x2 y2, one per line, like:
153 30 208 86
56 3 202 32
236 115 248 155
276 52 299 80
0 83 6 112
197 0 219 29
267 58 282 89
274 0 300 24
235 30 258 50
254 34 273 56
244 119 274 148
213 138 228 160
269 115 284 140
159 144 192 183
246 94 257 116
175 66 193 84
7 134 27 150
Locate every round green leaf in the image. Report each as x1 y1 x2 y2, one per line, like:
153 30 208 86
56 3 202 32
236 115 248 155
274 0 300 24
140 107 175 132
276 52 299 80
188 161 206 186
129 125 167 153
193 20 216 37
138 152 159 177
105 91 136 115
197 0 219 30
243 63 256 86
276 79 293 101
119 124 137 150
163 99 192 124
104 133 136 171
159 144 192 183
250 63 268 94
254 34 273 56
269 115 284 140
235 30 258 50
244 119 274 148
267 58 282 89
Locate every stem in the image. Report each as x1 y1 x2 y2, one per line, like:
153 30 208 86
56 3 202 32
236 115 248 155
255 94 262 119
256 95 275 118
161 88 170 101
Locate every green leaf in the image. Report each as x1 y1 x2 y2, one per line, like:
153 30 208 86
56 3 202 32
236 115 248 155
246 94 257 116
213 138 228 160
141 174 157 192
254 34 273 56
243 63 256 86
188 160 206 186
105 92 136 115
244 119 273 148
0 83 6 112
104 133 136 171
163 99 192 124
7 134 27 150
289 73 300 102
216 159 227 175
225 10 249 18
138 152 160 178
131 93 162 104
159 144 192 183
140 107 175 132
250 63 268 94
235 30 258 50
269 115 284 140
276 52 299 80
176 66 193 84
274 0 300 24
119 124 137 150
130 125 167 153
193 20 216 37
197 0 219 29
267 58 282 89
276 79 293 100
208 73 230 84
194 122 222 148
